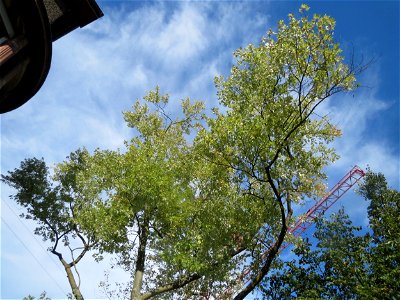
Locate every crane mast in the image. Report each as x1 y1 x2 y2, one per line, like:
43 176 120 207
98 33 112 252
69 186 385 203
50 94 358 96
282 165 365 251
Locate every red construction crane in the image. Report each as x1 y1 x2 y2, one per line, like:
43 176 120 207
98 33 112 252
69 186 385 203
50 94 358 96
280 165 365 252
220 165 366 299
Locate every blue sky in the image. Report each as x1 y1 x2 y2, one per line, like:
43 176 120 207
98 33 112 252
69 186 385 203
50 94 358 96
1 1 399 299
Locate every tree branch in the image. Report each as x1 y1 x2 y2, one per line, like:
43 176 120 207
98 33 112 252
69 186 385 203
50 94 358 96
141 273 202 300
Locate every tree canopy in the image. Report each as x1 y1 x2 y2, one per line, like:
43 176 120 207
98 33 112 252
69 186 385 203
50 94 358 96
2 5 365 299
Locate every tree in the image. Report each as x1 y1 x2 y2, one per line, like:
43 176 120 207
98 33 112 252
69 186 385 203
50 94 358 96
358 171 400 298
72 88 211 299
3 5 364 299
260 209 370 299
1 151 97 300
195 4 362 298
260 171 400 299
77 5 361 298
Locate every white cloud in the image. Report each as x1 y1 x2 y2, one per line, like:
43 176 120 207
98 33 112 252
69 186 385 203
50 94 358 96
316 71 399 188
80 116 127 150
155 5 208 61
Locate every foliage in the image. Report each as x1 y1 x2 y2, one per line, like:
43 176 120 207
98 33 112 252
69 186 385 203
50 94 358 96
73 87 215 299
195 4 360 298
358 171 400 298
76 5 360 298
3 5 363 299
260 171 400 299
260 209 370 299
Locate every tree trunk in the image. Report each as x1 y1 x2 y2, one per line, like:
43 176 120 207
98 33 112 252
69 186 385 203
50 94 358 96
233 178 293 299
130 219 149 300
52 249 84 300
64 264 84 300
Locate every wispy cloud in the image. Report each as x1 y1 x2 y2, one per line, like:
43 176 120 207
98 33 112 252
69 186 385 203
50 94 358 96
318 71 399 188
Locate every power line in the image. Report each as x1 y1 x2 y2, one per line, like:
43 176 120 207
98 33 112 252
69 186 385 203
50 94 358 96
2 198 62 270
1 215 68 296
